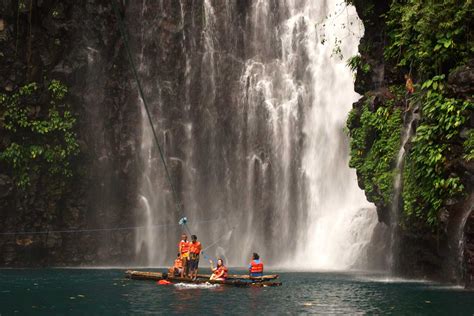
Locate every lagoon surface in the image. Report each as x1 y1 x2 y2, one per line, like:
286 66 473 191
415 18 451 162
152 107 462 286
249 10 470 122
1 269 473 315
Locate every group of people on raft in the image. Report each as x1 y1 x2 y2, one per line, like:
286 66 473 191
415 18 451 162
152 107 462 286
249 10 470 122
169 233 264 281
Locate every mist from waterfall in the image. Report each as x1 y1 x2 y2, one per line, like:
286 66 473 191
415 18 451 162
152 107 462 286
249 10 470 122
132 0 378 269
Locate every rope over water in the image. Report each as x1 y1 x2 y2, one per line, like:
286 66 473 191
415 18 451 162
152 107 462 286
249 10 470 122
0 219 225 236
111 1 234 260
112 0 184 218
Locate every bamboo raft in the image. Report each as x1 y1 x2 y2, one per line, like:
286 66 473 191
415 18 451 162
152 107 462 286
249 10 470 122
125 270 282 287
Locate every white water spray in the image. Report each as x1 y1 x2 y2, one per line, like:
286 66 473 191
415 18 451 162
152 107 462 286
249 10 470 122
132 0 379 269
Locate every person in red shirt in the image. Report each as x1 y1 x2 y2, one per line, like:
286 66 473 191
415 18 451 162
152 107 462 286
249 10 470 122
178 234 190 277
209 258 228 281
188 234 202 280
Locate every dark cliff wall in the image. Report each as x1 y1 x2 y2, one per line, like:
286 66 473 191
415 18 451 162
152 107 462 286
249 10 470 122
0 0 145 266
350 0 474 286
0 0 252 266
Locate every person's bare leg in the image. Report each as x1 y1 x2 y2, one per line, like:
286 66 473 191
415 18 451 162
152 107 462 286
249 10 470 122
180 258 186 278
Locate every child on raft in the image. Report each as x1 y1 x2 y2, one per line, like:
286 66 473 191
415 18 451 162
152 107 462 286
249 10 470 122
169 253 183 276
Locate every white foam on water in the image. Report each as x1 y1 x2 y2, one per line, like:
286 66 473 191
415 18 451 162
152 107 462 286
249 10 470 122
173 282 221 289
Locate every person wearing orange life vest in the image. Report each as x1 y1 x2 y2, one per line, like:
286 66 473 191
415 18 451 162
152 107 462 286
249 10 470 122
405 74 415 112
405 74 415 95
209 258 228 281
178 233 190 278
188 234 202 280
249 252 264 277
171 253 183 276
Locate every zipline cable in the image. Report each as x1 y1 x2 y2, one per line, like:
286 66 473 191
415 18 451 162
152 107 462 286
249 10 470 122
0 218 224 236
112 0 184 218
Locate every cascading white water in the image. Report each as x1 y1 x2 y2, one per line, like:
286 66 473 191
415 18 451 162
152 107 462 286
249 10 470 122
133 1 170 266
241 0 377 269
388 107 418 271
131 0 379 269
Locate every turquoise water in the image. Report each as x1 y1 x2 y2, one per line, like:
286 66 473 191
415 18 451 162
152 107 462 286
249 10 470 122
1 269 473 315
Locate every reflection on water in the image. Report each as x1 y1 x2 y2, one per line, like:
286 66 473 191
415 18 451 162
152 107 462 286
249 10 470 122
0 269 473 315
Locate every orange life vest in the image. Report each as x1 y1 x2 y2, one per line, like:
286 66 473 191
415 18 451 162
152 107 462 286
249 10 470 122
406 78 415 94
179 240 190 254
174 258 183 269
189 241 202 254
214 265 228 279
250 260 264 273
157 280 172 285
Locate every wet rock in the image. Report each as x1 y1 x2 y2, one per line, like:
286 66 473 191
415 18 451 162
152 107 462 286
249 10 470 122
448 59 474 97
464 210 474 288
0 174 12 198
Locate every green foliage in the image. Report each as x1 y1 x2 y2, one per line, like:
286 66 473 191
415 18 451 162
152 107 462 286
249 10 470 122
347 99 402 208
347 55 371 74
346 0 474 228
464 129 474 161
384 0 473 76
402 87 471 225
0 80 79 188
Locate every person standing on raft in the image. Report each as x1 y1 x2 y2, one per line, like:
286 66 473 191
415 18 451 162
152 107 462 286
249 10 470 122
188 235 202 280
249 253 264 277
209 258 228 281
178 234 190 278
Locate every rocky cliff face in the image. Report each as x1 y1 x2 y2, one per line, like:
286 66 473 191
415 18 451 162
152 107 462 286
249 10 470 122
0 0 249 266
0 0 149 266
350 0 474 287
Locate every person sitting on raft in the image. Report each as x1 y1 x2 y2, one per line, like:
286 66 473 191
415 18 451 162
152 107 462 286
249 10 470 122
169 253 183 276
178 233 190 277
188 234 202 280
209 258 228 281
249 252 264 277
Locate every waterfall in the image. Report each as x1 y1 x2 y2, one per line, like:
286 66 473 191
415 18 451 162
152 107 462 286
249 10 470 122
388 106 418 272
131 0 378 269
133 0 170 266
